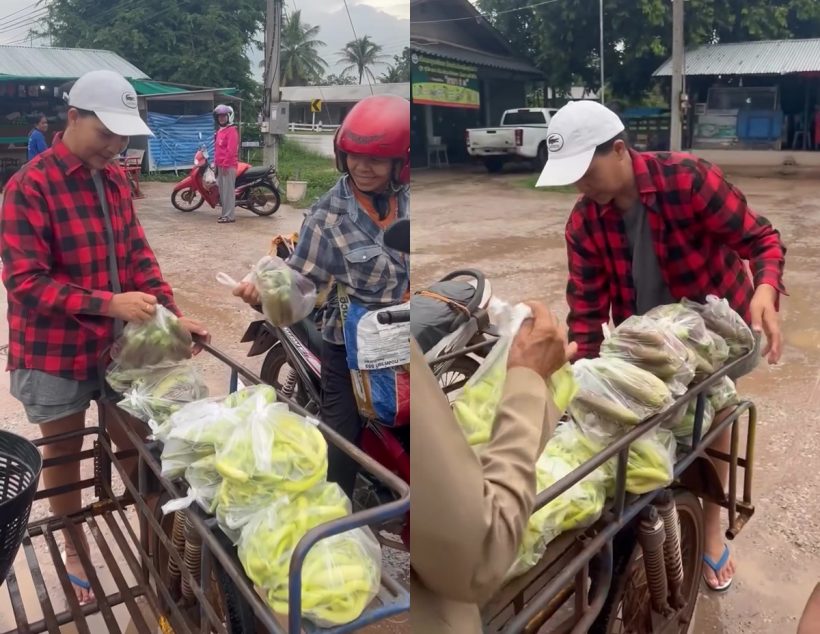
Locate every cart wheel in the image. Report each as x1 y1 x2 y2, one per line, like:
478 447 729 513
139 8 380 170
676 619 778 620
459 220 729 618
589 490 704 634
435 356 479 395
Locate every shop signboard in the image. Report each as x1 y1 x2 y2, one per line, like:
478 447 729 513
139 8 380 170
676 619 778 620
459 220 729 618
411 53 480 109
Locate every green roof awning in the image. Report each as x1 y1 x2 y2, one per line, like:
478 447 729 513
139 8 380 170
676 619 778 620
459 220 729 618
130 79 187 96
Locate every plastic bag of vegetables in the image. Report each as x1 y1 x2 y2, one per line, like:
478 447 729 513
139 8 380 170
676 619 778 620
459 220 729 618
215 402 328 493
453 300 577 446
600 315 695 395
569 357 673 429
507 422 607 579
644 304 719 379
708 376 739 412
237 482 382 627
162 455 223 515
670 397 715 443
681 296 754 360
110 305 193 370
624 429 677 494
117 364 209 424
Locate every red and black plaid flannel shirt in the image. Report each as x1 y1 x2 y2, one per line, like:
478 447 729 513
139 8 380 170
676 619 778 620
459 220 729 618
566 150 786 360
1 138 178 380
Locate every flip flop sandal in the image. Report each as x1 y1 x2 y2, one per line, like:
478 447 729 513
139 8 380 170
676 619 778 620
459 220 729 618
61 551 95 605
217 217 235 223
703 544 734 592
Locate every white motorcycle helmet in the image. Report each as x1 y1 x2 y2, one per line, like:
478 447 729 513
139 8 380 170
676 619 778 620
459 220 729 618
213 103 234 126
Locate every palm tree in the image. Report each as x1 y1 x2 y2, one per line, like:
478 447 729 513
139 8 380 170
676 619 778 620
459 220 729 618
260 10 327 86
337 36 388 84
380 64 404 83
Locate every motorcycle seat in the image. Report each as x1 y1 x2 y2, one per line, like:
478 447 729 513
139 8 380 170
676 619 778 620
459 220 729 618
237 166 272 182
412 280 484 354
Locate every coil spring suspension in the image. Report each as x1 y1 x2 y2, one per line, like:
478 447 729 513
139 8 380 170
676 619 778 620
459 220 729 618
281 368 298 398
638 506 672 616
168 511 186 599
181 512 202 603
656 491 686 609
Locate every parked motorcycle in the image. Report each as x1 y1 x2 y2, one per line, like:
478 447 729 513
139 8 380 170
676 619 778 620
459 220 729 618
171 138 282 216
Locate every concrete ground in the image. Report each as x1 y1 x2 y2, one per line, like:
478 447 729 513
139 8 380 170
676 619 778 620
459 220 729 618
412 163 820 633
0 182 408 633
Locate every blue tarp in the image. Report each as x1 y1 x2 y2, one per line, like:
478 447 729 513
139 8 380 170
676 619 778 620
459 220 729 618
146 112 214 171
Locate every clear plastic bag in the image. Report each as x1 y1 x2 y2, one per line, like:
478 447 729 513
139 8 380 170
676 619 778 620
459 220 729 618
237 483 382 627
569 357 673 429
681 296 755 360
161 455 222 515
110 305 193 370
624 428 676 495
601 315 695 395
671 398 715 443
645 304 715 378
218 256 317 327
507 423 607 579
708 376 739 412
214 401 328 493
452 300 577 446
117 364 208 424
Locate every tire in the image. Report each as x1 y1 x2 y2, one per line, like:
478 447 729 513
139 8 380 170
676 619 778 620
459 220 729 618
435 355 480 395
246 182 281 216
171 188 204 212
260 344 311 408
535 142 548 171
589 490 705 634
484 157 504 173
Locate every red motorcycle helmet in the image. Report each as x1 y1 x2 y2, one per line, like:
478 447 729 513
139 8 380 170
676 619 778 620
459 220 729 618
334 95 410 185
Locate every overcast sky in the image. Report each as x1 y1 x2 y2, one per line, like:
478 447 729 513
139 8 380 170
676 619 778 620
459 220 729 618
0 0 409 79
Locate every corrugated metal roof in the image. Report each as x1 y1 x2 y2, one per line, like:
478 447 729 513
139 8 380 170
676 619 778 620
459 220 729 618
281 83 410 103
654 38 820 76
411 42 542 76
0 45 148 80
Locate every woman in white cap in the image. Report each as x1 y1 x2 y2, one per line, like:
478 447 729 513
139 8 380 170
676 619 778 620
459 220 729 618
1 69 209 605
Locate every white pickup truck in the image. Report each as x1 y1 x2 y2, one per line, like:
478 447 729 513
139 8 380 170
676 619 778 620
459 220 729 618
466 107 558 173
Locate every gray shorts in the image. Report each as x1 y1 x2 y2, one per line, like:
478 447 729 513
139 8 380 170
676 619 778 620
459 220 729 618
10 369 102 424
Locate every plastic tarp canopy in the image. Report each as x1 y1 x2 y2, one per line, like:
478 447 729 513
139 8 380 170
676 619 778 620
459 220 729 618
146 112 214 172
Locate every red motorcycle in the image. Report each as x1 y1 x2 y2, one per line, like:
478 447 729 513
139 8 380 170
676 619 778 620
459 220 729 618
170 142 282 216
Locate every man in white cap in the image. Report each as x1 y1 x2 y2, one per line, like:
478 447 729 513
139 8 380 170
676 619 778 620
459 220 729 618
537 100 786 592
1 69 209 605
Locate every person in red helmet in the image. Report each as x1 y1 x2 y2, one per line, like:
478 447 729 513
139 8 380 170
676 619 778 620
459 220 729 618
234 94 410 495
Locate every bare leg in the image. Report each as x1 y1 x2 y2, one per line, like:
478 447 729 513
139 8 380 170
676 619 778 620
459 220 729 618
798 583 820 634
702 410 736 589
39 412 95 605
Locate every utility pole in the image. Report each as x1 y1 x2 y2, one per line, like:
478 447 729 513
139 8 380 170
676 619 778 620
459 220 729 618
263 0 283 168
669 0 684 151
599 0 605 105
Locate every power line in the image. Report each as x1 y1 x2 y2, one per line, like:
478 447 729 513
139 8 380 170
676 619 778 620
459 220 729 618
410 0 562 24
0 2 40 25
0 8 48 34
341 0 374 94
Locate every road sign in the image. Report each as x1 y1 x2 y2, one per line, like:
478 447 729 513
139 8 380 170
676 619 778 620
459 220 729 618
310 98 322 113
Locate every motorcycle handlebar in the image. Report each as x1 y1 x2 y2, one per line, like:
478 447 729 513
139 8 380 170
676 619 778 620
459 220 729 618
377 309 410 325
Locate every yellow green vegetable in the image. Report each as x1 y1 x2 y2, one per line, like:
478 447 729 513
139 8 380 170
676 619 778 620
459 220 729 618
111 305 193 369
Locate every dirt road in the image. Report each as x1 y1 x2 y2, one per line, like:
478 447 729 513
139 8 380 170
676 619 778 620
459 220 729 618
0 183 408 633
413 164 820 633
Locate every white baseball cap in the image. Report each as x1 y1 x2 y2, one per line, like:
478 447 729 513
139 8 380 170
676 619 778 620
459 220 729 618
67 70 153 137
535 100 625 187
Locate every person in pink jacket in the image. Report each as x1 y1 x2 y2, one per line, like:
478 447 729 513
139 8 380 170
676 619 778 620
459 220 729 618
214 104 239 223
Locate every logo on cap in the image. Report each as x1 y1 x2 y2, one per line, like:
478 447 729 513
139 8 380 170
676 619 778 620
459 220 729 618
547 133 564 153
122 92 137 109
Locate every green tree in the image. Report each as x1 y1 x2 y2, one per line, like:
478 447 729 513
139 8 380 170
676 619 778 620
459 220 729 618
324 72 358 85
41 0 265 100
277 10 328 86
476 0 820 101
380 48 410 83
338 36 388 84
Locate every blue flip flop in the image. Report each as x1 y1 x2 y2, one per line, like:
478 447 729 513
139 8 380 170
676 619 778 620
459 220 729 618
703 544 733 592
61 551 94 604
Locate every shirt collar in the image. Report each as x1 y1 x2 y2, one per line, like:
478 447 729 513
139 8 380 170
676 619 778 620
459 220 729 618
52 134 117 180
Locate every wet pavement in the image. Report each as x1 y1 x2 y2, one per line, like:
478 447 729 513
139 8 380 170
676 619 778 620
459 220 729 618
413 164 820 633
0 182 408 633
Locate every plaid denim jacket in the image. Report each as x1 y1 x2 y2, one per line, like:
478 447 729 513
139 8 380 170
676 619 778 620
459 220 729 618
288 175 410 345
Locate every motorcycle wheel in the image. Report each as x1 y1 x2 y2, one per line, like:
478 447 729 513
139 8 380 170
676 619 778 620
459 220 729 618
589 490 704 634
246 183 281 216
260 343 312 408
171 188 205 212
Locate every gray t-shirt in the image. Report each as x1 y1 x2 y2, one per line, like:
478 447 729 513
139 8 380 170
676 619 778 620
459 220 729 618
622 200 674 315
91 171 123 336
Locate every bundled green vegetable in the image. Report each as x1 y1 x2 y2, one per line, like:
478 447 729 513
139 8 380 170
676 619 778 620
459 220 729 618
569 357 673 428
670 398 715 443
601 315 695 395
507 422 606 579
214 403 327 492
644 303 716 377
161 455 223 515
250 255 318 327
681 296 755 360
117 364 209 423
237 483 381 627
624 429 676 494
708 376 739 412
111 305 193 370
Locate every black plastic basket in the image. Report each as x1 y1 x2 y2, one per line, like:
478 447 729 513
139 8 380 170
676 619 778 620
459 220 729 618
0 430 42 586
